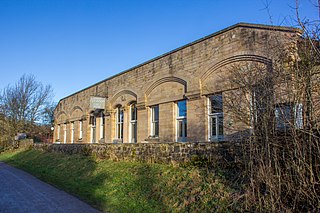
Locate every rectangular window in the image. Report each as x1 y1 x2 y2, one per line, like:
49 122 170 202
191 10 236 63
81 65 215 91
63 124 67 143
275 104 292 130
100 112 104 139
275 103 303 131
151 105 159 137
90 115 96 143
79 120 83 140
71 122 74 143
294 103 303 129
176 100 187 142
57 124 60 140
130 103 137 143
116 107 124 139
208 94 223 141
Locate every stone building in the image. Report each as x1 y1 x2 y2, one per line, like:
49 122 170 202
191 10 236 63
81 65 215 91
53 23 302 144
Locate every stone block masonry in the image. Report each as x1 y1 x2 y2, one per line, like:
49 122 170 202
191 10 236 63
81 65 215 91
54 23 301 144
33 142 241 165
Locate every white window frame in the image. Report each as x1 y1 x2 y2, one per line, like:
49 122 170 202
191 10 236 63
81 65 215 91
150 105 159 137
100 112 104 140
176 100 187 142
57 124 60 141
79 120 83 140
294 103 303 129
275 103 303 130
115 106 124 140
208 94 224 141
90 115 96 143
129 103 137 143
63 124 67 144
71 122 74 143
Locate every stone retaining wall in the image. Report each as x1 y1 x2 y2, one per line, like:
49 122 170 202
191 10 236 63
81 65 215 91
33 142 241 165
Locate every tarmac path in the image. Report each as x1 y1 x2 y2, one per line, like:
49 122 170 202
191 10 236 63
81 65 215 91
0 161 101 213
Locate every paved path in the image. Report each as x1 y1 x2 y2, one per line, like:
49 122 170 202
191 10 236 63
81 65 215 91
0 161 101 213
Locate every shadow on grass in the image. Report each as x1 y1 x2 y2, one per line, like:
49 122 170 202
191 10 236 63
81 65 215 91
1 149 169 213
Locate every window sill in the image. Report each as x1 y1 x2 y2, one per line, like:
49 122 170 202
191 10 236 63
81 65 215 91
146 136 160 142
113 139 123 143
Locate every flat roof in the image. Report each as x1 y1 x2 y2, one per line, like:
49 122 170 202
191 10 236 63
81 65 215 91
57 22 301 103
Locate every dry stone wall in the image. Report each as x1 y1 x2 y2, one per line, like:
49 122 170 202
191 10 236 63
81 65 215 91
33 142 241 165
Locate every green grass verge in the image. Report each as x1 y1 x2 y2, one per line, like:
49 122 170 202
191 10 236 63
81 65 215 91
0 149 236 212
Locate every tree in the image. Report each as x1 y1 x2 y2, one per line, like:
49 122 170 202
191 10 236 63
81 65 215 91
0 74 54 140
220 1 320 211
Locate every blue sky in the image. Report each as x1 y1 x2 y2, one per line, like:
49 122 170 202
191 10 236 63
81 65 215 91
0 0 318 102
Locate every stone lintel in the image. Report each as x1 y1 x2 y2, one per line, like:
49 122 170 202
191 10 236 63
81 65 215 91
136 102 146 110
185 91 201 101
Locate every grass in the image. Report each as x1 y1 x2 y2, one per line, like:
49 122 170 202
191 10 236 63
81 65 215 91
0 148 237 212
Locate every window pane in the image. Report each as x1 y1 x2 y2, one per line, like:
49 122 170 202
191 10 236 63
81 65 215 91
211 117 217 136
131 104 137 121
295 103 303 128
184 121 187 137
117 124 120 138
178 120 183 137
275 104 291 129
89 116 94 125
210 94 223 113
132 123 137 142
120 109 124 123
153 105 159 121
154 122 159 136
177 100 187 117
101 114 105 125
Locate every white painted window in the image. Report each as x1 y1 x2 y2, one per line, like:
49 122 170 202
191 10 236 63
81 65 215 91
150 105 159 137
294 103 303 129
71 122 74 143
115 106 124 140
90 115 96 143
130 103 137 143
176 100 187 142
208 94 224 141
79 120 83 140
63 124 67 143
100 112 104 140
275 103 303 130
57 124 60 140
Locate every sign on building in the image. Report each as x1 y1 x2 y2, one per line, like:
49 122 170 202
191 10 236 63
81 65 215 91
90 97 106 109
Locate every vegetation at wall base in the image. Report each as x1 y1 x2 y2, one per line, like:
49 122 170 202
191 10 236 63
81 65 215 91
0 148 240 212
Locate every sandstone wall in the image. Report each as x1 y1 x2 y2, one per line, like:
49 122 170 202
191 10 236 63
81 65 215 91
53 23 300 144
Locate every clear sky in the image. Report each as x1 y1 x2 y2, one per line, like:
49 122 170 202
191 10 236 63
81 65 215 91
0 0 318 102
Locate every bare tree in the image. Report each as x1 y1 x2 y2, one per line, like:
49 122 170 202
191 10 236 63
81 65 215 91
0 74 53 136
220 1 320 211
